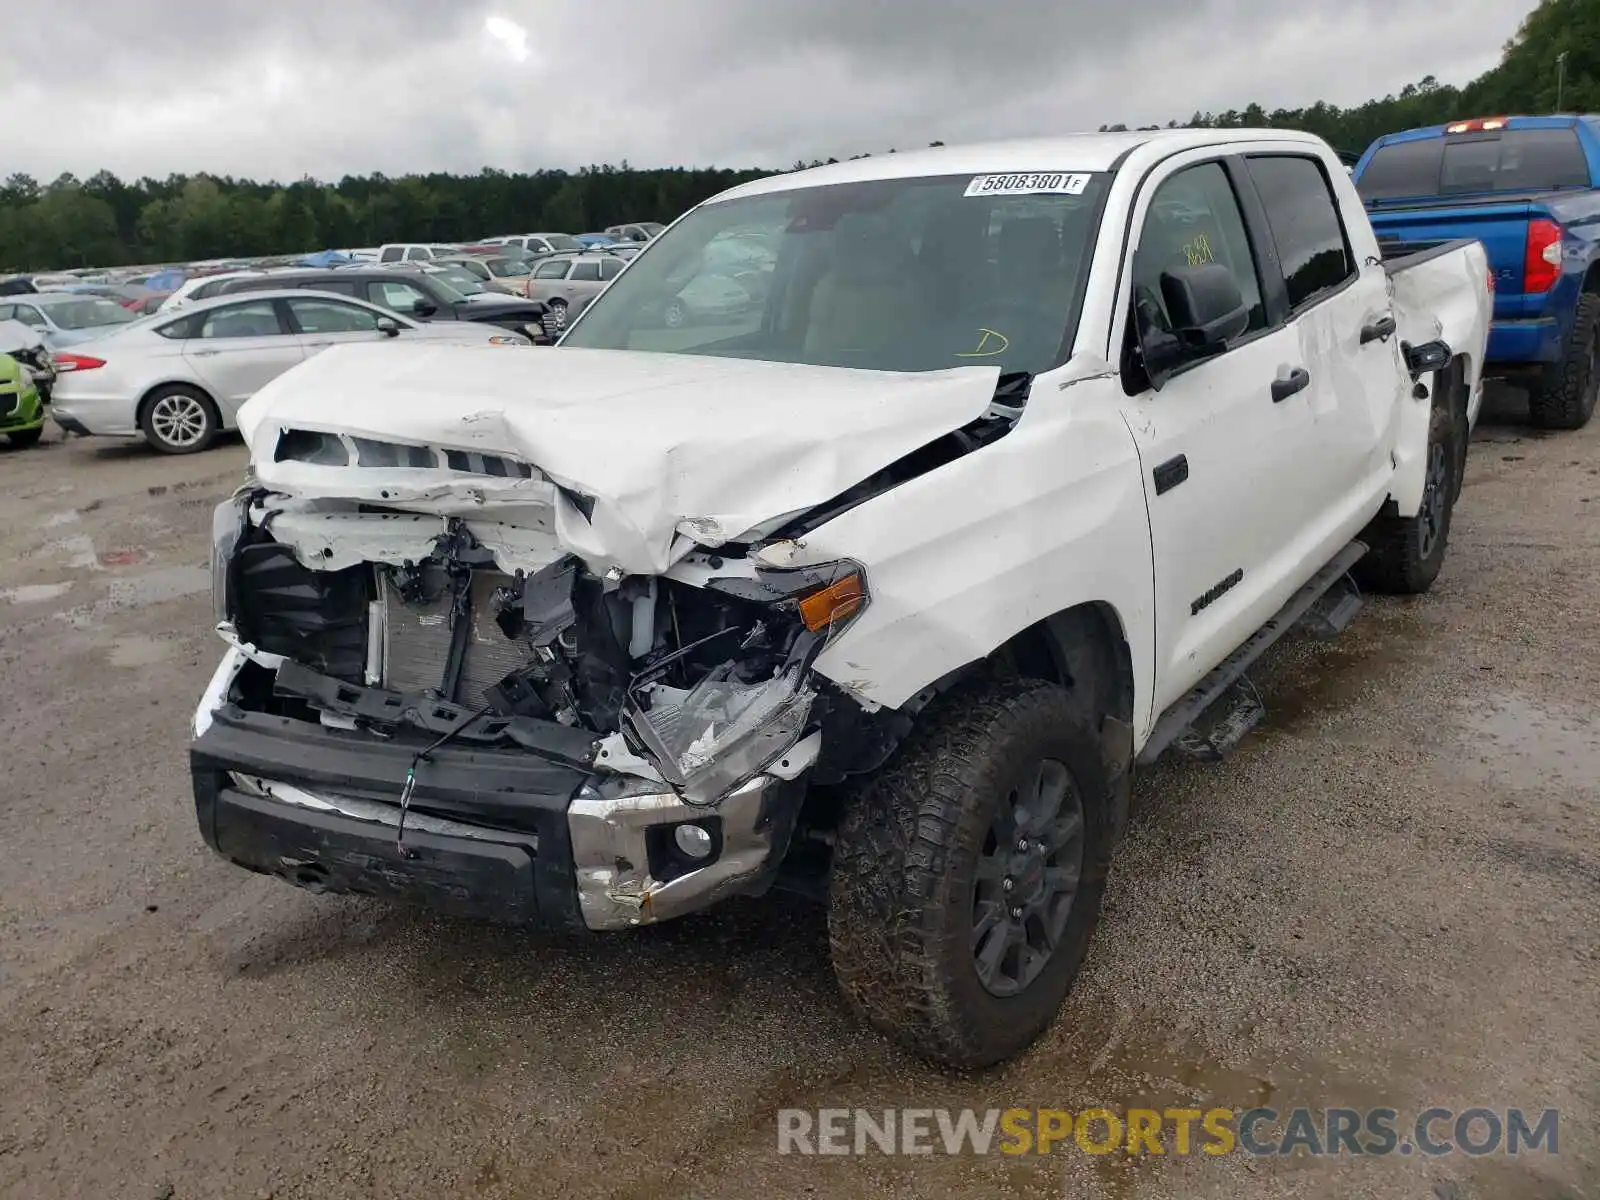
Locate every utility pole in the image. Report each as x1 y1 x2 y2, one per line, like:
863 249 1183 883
1557 51 1568 113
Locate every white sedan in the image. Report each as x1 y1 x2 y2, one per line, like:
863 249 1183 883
50 289 531 454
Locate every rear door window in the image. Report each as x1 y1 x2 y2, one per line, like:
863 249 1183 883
1246 155 1356 310
570 261 602 282
599 258 624 281
379 246 404 262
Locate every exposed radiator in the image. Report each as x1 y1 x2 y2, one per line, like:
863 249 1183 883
381 570 533 706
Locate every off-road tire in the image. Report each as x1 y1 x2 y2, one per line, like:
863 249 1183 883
1528 291 1600 431
6 427 43 448
1354 394 1457 595
827 677 1113 1069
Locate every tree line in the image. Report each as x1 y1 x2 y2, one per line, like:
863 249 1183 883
1 0 1588 272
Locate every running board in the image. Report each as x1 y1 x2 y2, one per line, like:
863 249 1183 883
1302 571 1365 640
1138 541 1368 765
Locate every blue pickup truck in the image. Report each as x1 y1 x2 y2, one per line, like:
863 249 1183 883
1353 114 1600 429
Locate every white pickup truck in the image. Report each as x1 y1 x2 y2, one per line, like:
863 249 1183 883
193 129 1491 1068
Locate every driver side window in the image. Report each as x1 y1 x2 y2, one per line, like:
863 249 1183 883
1129 161 1265 368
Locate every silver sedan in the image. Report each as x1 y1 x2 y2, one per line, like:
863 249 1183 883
50 289 532 454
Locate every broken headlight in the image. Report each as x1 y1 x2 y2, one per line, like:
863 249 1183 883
210 494 249 622
626 669 815 807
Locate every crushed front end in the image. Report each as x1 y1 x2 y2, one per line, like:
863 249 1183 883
192 488 866 931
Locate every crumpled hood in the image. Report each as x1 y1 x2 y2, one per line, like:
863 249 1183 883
0 320 44 356
237 343 1000 575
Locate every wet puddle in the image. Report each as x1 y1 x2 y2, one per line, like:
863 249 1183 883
57 564 211 628
108 635 172 668
41 533 101 571
1 582 72 605
1456 693 1600 792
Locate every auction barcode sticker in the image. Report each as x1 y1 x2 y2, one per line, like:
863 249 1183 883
964 173 1091 197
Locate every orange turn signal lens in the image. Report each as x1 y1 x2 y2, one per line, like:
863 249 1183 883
798 573 865 633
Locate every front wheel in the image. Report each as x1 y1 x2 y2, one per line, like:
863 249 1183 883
828 677 1113 1069
6 427 43 448
140 385 219 454
663 298 690 329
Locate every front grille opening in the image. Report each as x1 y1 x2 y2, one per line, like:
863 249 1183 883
272 427 536 479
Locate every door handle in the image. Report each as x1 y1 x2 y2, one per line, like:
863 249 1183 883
190 349 220 357
1271 368 1311 403
1360 313 1397 344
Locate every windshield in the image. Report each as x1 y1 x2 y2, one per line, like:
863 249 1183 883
543 234 581 251
1358 128 1592 200
562 171 1108 375
417 274 469 303
429 267 488 294
38 297 137 330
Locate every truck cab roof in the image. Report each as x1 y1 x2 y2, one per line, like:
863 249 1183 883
714 129 1335 203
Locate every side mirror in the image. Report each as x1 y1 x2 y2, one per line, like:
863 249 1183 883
411 299 439 318
376 316 400 338
1161 262 1250 352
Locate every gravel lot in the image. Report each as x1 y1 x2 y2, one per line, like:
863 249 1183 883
1 392 1596 1200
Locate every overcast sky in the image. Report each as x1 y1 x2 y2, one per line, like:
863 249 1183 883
4 0 1537 183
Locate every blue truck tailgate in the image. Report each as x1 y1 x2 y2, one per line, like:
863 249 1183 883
1368 199 1540 319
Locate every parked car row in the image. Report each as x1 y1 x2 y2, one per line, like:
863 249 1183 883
49 289 534 454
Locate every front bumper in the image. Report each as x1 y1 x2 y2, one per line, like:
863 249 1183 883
0 382 42 433
191 656 808 932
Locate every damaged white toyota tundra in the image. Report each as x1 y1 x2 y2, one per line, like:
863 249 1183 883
193 130 1490 1067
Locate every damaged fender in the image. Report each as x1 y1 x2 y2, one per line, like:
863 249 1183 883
765 364 1156 724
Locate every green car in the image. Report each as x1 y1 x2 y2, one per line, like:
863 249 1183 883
0 352 44 448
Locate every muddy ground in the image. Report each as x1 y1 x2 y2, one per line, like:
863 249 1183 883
0 391 1596 1200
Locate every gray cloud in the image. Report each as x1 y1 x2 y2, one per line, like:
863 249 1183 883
3 0 1532 182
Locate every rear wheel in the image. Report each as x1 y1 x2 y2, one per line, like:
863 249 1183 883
827 677 1113 1068
140 385 218 454
663 298 690 329
1354 396 1457 594
1528 291 1600 430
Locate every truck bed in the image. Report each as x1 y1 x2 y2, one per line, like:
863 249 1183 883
1379 236 1483 275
